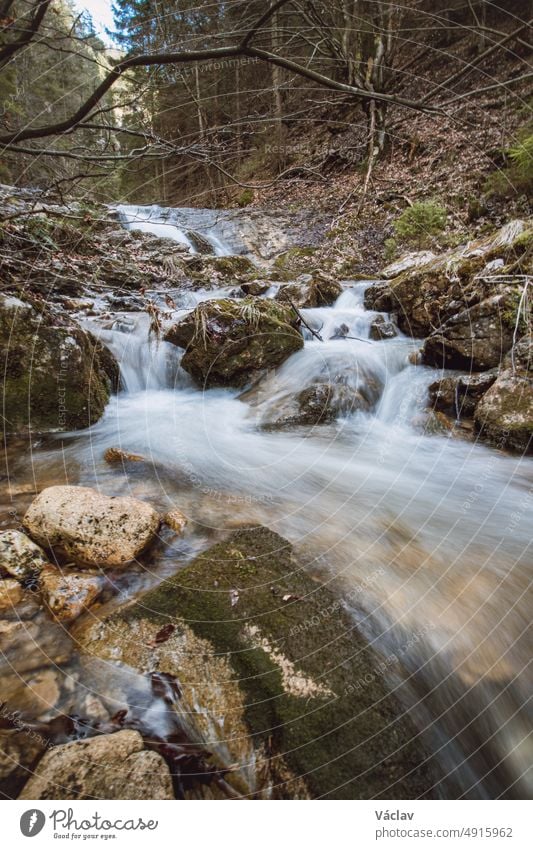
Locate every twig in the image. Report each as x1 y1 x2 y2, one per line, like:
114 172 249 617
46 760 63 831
287 298 323 341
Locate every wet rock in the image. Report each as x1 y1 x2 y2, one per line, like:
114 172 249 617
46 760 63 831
474 371 533 454
23 485 160 568
40 565 102 622
265 383 370 428
164 297 303 388
103 447 145 464
0 529 47 582
504 335 532 373
240 280 270 296
18 730 174 800
422 292 516 371
2 668 61 717
0 295 119 438
77 526 437 799
275 275 342 308
0 729 48 799
372 221 530 339
0 579 24 613
369 315 398 340
163 509 188 534
428 372 498 418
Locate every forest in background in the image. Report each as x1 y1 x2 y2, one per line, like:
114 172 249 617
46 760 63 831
0 1 531 231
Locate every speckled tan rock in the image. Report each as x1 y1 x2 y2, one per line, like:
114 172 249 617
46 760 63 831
0 529 47 581
0 579 24 612
163 509 188 534
18 730 174 800
40 564 102 621
23 485 160 568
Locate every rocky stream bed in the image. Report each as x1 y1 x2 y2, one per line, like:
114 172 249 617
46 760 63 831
0 194 531 799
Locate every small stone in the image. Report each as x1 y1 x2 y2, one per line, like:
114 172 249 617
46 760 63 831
40 564 102 622
163 509 188 534
0 529 47 582
104 447 145 464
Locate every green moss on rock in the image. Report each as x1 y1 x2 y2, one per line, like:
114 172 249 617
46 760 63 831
0 296 119 438
110 526 437 799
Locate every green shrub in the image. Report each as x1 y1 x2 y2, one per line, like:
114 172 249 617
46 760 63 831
236 189 254 207
394 201 447 248
383 237 398 263
484 126 533 198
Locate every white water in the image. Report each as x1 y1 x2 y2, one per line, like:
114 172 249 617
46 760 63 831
116 203 233 255
68 280 532 798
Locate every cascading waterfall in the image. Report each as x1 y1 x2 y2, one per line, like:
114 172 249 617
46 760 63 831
32 256 533 798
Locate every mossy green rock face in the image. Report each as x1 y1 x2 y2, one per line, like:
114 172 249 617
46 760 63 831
164 297 303 388
77 527 437 799
474 370 532 453
0 295 119 437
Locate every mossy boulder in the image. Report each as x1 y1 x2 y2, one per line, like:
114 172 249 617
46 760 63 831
0 295 119 437
76 526 437 799
164 297 303 388
422 290 517 371
370 220 532 339
474 364 532 454
183 254 256 286
275 274 342 308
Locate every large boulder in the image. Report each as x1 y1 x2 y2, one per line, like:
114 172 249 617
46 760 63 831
0 295 119 438
164 297 303 388
366 220 531 339
422 291 516 370
23 485 160 568
18 730 174 800
474 370 532 454
76 526 437 799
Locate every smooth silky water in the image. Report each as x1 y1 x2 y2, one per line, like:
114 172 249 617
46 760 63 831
1 209 531 799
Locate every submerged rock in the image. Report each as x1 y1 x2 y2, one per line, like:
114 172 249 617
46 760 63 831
40 564 102 622
263 382 370 428
77 526 437 799
164 297 303 388
163 509 188 534
0 529 47 582
23 485 160 568
103 447 145 464
0 295 119 437
18 730 174 800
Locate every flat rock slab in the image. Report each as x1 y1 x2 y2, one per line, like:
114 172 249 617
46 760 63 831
23 485 160 568
78 526 438 799
18 730 174 800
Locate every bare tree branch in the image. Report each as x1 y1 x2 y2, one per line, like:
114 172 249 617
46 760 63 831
0 0 53 68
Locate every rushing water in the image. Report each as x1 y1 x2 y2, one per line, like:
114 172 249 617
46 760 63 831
1 221 532 799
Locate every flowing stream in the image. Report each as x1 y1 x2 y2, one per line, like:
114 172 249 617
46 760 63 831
1 208 532 799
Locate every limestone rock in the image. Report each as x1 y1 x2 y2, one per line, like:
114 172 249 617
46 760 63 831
18 730 174 800
474 371 533 454
163 509 188 534
23 485 160 568
40 564 102 621
76 526 437 800
0 529 47 582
